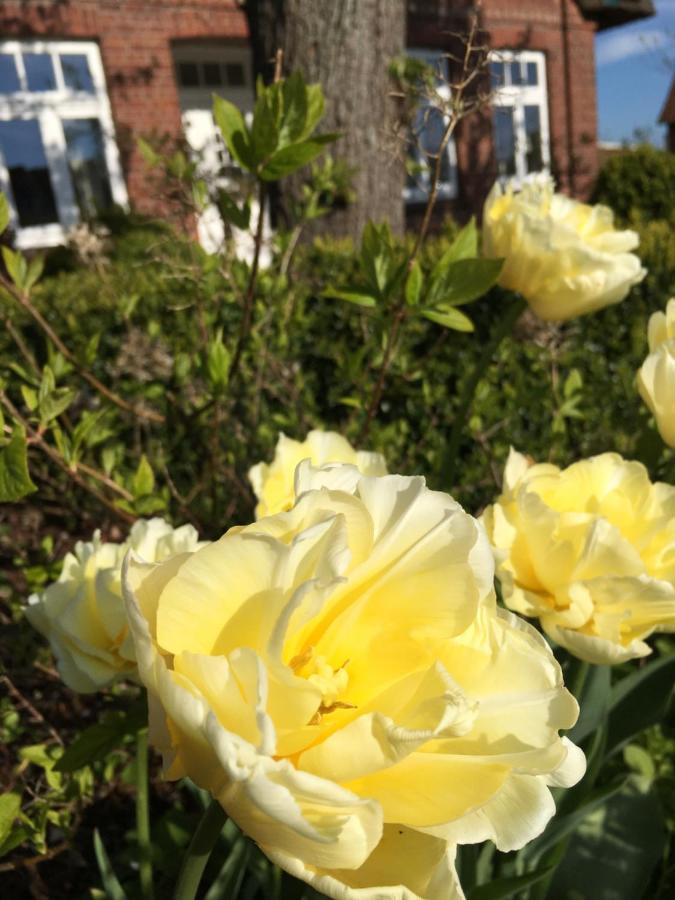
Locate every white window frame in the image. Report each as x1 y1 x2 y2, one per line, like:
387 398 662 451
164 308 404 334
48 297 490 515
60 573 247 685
489 49 550 186
0 40 127 249
404 49 458 204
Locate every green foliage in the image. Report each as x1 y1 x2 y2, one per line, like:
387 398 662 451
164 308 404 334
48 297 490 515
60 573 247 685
0 427 37 501
593 145 675 223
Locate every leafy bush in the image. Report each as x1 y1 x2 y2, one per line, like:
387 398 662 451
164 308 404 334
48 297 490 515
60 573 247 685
593 145 675 222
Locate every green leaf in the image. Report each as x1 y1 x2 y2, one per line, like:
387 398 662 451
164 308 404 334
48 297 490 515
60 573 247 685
437 218 478 272
324 289 377 308
132 454 155 498
93 829 128 900
302 84 325 140
549 780 665 900
280 71 309 146
0 792 21 847
468 866 555 900
54 702 147 772
0 193 9 234
0 428 37 501
421 307 474 332
405 261 423 307
24 254 44 293
250 92 280 165
213 96 253 171
204 834 251 900
20 384 38 411
2 246 28 290
217 191 251 230
522 778 627 863
428 257 503 307
206 334 231 388
568 664 611 745
260 134 338 181
137 137 160 167
606 650 675 755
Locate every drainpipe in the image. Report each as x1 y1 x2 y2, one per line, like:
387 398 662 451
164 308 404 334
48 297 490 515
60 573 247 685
560 0 576 194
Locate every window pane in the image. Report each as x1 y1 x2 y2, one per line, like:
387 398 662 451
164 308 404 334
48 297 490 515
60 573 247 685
0 54 21 93
62 118 113 218
225 63 245 86
526 61 538 86
524 105 544 173
489 61 504 89
24 53 56 92
494 107 516 177
203 62 222 87
0 119 59 226
61 54 95 93
178 62 200 87
409 105 452 190
509 61 523 86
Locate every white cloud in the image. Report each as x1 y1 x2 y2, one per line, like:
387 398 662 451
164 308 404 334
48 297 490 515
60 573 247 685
596 29 669 67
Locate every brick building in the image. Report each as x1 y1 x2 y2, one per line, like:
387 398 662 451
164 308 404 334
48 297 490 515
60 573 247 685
0 0 654 249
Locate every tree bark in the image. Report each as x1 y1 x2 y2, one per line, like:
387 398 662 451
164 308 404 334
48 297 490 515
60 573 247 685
243 0 406 241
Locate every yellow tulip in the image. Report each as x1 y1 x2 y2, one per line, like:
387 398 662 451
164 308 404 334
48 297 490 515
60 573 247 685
123 463 584 899
637 298 675 448
483 175 646 321
249 429 387 518
26 518 203 692
483 449 675 664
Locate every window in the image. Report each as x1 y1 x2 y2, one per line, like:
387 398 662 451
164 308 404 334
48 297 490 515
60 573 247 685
489 50 550 184
0 41 127 249
404 50 458 204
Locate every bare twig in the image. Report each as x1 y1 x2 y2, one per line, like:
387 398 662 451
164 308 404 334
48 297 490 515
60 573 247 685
0 391 136 524
0 275 165 424
0 673 63 747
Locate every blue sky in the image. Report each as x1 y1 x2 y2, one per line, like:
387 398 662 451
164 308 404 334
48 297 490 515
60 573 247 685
595 0 674 144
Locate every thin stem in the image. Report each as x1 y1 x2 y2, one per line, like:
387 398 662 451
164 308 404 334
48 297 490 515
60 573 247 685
0 275 164 424
359 305 407 442
443 294 527 490
0 390 136 524
135 728 153 900
229 179 267 384
173 798 227 900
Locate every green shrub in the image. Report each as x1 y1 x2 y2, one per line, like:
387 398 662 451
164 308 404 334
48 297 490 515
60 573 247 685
593 145 675 222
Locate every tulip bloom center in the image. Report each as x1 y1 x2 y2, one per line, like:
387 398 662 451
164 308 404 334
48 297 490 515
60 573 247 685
291 646 353 719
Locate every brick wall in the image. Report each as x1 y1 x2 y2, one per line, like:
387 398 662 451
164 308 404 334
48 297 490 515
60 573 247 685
0 0 248 214
1 0 599 223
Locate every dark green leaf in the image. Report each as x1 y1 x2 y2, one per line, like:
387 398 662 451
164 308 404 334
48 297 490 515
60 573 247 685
468 866 555 900
606 650 675 755
93 829 128 900
213 96 253 170
217 191 251 230
204 835 252 900
569 665 611 745
0 428 37 501
280 71 308 146
522 778 627 863
428 257 503 307
421 307 474 332
260 134 338 181
54 703 147 773
250 92 279 165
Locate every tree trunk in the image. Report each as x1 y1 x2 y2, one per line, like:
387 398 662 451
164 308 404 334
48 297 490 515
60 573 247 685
243 0 406 241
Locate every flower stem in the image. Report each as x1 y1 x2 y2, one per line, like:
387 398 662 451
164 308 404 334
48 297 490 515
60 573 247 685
136 727 153 899
442 294 527 490
173 798 227 900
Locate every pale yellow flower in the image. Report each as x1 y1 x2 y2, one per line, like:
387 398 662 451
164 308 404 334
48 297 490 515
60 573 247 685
637 298 675 448
123 463 584 900
26 518 203 692
482 175 646 321
249 430 387 518
483 449 675 664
